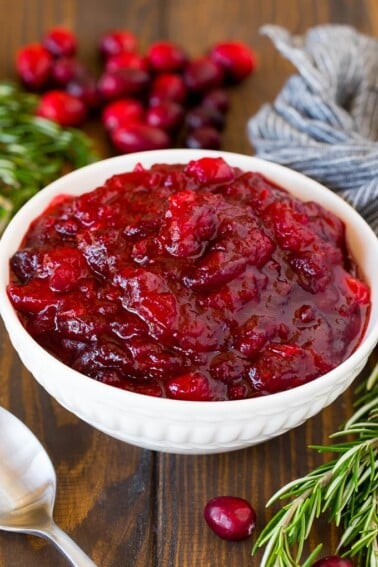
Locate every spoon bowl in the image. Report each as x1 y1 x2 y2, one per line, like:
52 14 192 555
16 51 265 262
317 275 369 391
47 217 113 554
0 407 96 566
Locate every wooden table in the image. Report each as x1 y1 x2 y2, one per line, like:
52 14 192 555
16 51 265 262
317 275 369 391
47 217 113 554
0 1 376 565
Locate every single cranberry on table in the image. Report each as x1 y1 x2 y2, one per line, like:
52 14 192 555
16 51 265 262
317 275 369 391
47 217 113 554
105 51 149 73
311 556 354 567
204 496 256 541
149 73 188 104
209 40 256 83
43 27 77 58
201 88 230 113
146 100 184 132
183 56 224 94
66 74 100 110
110 123 171 153
97 68 150 100
99 29 138 58
36 90 87 126
147 40 188 73
102 98 144 131
186 105 225 131
16 43 52 90
51 57 85 86
185 126 221 149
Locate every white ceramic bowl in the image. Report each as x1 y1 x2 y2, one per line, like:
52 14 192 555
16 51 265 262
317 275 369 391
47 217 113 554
1 149 377 454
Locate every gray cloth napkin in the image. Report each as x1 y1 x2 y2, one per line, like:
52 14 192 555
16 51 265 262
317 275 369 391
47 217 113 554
247 24 378 235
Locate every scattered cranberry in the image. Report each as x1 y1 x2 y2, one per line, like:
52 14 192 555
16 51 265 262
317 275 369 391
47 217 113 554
147 41 187 73
204 496 256 541
186 105 225 131
51 57 84 86
185 126 221 149
97 68 150 100
36 90 87 126
149 73 187 104
209 40 256 83
16 44 52 89
110 123 171 153
102 98 144 130
16 27 257 152
312 556 354 567
146 100 184 132
99 30 137 58
43 27 77 58
202 88 230 113
105 52 149 73
184 56 224 93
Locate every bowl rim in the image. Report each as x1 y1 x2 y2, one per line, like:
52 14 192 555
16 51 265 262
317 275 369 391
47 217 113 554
0 148 377 418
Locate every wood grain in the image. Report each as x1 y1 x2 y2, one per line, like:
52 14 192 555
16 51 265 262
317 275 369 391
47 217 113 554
0 1 376 566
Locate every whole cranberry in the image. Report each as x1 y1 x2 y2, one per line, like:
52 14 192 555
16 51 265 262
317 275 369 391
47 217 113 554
51 57 84 86
146 100 184 132
147 41 187 73
186 105 225 131
16 43 52 90
209 40 256 83
97 68 150 100
149 73 187 104
204 496 256 541
102 98 144 131
185 126 221 149
66 74 100 110
99 30 137 58
110 123 171 153
202 88 230 113
36 90 87 126
183 56 224 94
43 27 77 57
105 52 149 73
312 556 354 567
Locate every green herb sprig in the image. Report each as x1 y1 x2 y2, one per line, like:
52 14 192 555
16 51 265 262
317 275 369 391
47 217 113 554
0 81 98 234
252 361 378 567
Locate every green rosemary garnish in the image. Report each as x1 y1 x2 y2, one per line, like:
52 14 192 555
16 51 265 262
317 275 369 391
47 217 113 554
252 361 378 567
0 81 98 234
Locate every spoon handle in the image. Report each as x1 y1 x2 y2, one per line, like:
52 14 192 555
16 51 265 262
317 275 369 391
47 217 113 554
41 521 97 567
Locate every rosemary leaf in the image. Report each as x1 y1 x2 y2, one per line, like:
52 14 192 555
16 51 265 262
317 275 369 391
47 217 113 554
252 361 378 566
0 81 98 233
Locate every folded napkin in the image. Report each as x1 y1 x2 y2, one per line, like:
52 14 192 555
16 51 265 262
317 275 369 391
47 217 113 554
247 25 378 235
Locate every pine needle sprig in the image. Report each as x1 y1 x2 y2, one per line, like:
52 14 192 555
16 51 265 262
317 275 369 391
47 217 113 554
0 81 98 234
252 361 378 567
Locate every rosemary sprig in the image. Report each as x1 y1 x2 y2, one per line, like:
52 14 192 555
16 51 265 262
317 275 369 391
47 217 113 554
0 81 98 234
252 361 378 567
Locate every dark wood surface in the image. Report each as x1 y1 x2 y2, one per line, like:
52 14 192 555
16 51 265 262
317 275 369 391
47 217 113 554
0 1 376 565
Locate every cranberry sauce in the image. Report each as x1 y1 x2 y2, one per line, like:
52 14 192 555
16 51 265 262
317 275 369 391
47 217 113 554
7 157 370 401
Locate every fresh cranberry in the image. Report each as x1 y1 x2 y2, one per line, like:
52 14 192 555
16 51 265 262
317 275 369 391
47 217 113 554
105 52 149 73
36 90 87 126
146 100 184 132
147 41 187 73
202 88 230 113
51 57 84 86
97 68 150 100
186 105 225 131
209 40 256 83
149 73 187 104
16 43 52 89
184 56 224 93
102 98 144 130
312 556 354 567
66 74 100 110
43 27 77 58
110 123 171 153
99 30 137 58
204 496 256 540
185 126 221 149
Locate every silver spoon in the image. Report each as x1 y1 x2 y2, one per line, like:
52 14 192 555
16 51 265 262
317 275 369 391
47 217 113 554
0 406 97 566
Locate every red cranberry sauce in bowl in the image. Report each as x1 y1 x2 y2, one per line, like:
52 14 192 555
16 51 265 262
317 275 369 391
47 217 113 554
7 156 370 402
